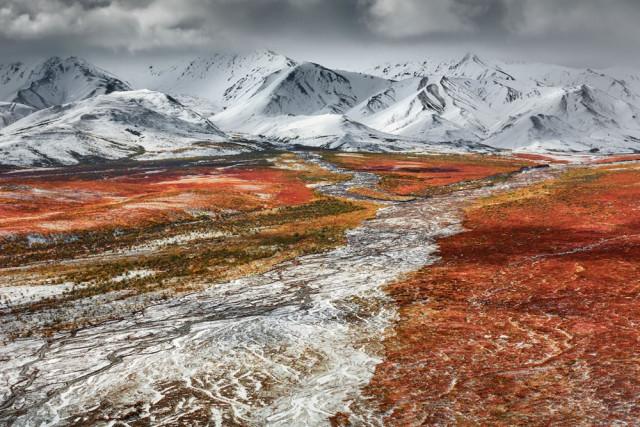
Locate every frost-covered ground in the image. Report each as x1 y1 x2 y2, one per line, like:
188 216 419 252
0 283 76 308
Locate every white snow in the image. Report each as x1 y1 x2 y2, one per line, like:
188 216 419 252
132 49 298 112
0 90 250 166
112 270 156 283
0 282 76 307
2 51 640 165
0 57 130 110
0 102 35 129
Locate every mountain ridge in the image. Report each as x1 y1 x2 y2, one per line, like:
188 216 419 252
1 56 131 111
1 51 640 165
0 90 258 166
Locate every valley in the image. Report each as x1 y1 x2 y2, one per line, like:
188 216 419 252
0 151 545 425
1 47 640 426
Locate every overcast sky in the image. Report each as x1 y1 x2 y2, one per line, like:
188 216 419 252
1 0 639 70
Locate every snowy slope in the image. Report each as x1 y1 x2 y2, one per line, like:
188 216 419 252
0 57 131 110
349 77 478 142
601 67 640 96
225 113 490 154
0 62 33 102
231 113 403 150
0 102 35 128
207 61 469 152
361 53 640 153
486 85 640 153
349 73 535 141
348 78 424 120
135 50 297 112
214 61 392 126
2 50 640 160
0 90 255 166
368 53 514 81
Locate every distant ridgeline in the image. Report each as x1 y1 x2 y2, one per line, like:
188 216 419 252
2 50 640 165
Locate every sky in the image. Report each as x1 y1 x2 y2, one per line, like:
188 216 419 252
0 0 639 70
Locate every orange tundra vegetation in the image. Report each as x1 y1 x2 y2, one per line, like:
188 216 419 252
0 161 315 237
324 152 533 196
367 163 640 425
592 153 640 164
0 154 379 334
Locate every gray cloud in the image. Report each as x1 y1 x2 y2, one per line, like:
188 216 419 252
0 0 639 68
59 0 113 10
362 0 640 42
450 0 520 32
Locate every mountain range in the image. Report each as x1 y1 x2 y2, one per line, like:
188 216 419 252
1 50 640 166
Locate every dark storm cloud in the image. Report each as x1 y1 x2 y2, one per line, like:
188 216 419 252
59 0 113 10
362 0 640 41
197 0 368 37
449 0 520 33
0 0 370 53
0 0 639 67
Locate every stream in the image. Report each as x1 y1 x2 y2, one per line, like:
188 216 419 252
0 157 559 426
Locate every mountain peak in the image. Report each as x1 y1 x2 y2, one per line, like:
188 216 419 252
8 56 130 109
0 89 237 166
452 52 490 70
459 52 482 64
140 49 299 111
449 52 514 81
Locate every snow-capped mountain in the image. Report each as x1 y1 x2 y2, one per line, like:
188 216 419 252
209 60 408 150
361 53 640 153
0 90 258 166
485 84 640 152
349 76 484 142
2 50 640 166
0 62 32 102
367 53 514 82
0 57 131 110
348 70 537 144
214 62 390 123
224 112 490 154
136 50 297 112
208 50 640 155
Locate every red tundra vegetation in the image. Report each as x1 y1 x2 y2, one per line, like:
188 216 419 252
592 153 640 164
0 160 315 237
0 154 378 335
367 163 640 425
324 152 532 196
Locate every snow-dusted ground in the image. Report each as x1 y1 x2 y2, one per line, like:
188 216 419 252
0 160 558 426
0 283 75 308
